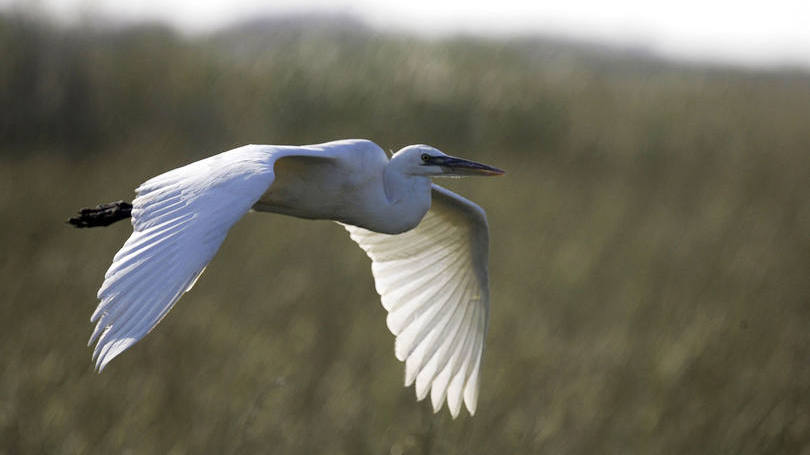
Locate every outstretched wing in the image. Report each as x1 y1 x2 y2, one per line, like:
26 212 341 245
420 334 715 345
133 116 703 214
343 184 491 418
89 144 333 371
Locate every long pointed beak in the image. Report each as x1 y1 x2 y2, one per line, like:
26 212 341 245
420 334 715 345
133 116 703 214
433 156 505 176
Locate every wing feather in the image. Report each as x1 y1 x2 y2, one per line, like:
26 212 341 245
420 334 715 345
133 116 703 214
343 184 491 418
88 144 334 371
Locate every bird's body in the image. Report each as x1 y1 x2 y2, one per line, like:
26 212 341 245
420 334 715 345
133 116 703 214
254 140 430 233
78 139 503 418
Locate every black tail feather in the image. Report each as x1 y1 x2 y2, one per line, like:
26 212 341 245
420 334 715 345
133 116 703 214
68 201 133 228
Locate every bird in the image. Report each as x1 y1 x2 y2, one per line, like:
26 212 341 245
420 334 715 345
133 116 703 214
71 139 504 418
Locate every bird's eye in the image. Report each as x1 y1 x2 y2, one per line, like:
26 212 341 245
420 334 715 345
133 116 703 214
421 153 431 163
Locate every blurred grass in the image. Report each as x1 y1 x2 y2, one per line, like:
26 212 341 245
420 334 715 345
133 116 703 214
1 12 809 454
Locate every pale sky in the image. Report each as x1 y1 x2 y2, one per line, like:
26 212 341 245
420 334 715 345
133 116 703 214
8 0 810 68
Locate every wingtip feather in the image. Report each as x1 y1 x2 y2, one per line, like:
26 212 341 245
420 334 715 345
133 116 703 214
446 371 465 418
431 386 445 413
95 337 137 372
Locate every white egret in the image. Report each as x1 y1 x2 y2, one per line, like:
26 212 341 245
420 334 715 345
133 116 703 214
72 139 504 418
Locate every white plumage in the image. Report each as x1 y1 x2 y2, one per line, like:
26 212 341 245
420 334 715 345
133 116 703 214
87 139 503 418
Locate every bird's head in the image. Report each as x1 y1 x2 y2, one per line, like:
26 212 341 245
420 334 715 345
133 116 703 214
392 145 505 178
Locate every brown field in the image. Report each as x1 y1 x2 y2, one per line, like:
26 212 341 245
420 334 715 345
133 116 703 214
1 13 809 454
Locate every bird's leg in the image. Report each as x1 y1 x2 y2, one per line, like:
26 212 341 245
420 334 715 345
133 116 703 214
67 200 133 228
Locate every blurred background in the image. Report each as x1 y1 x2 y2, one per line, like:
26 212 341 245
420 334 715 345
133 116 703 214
1 1 809 453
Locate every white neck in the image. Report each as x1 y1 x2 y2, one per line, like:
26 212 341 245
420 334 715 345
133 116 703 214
378 161 431 234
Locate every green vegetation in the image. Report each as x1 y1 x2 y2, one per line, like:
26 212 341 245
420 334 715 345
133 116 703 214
1 12 808 454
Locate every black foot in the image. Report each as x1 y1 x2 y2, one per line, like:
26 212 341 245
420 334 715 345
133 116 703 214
68 201 133 228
